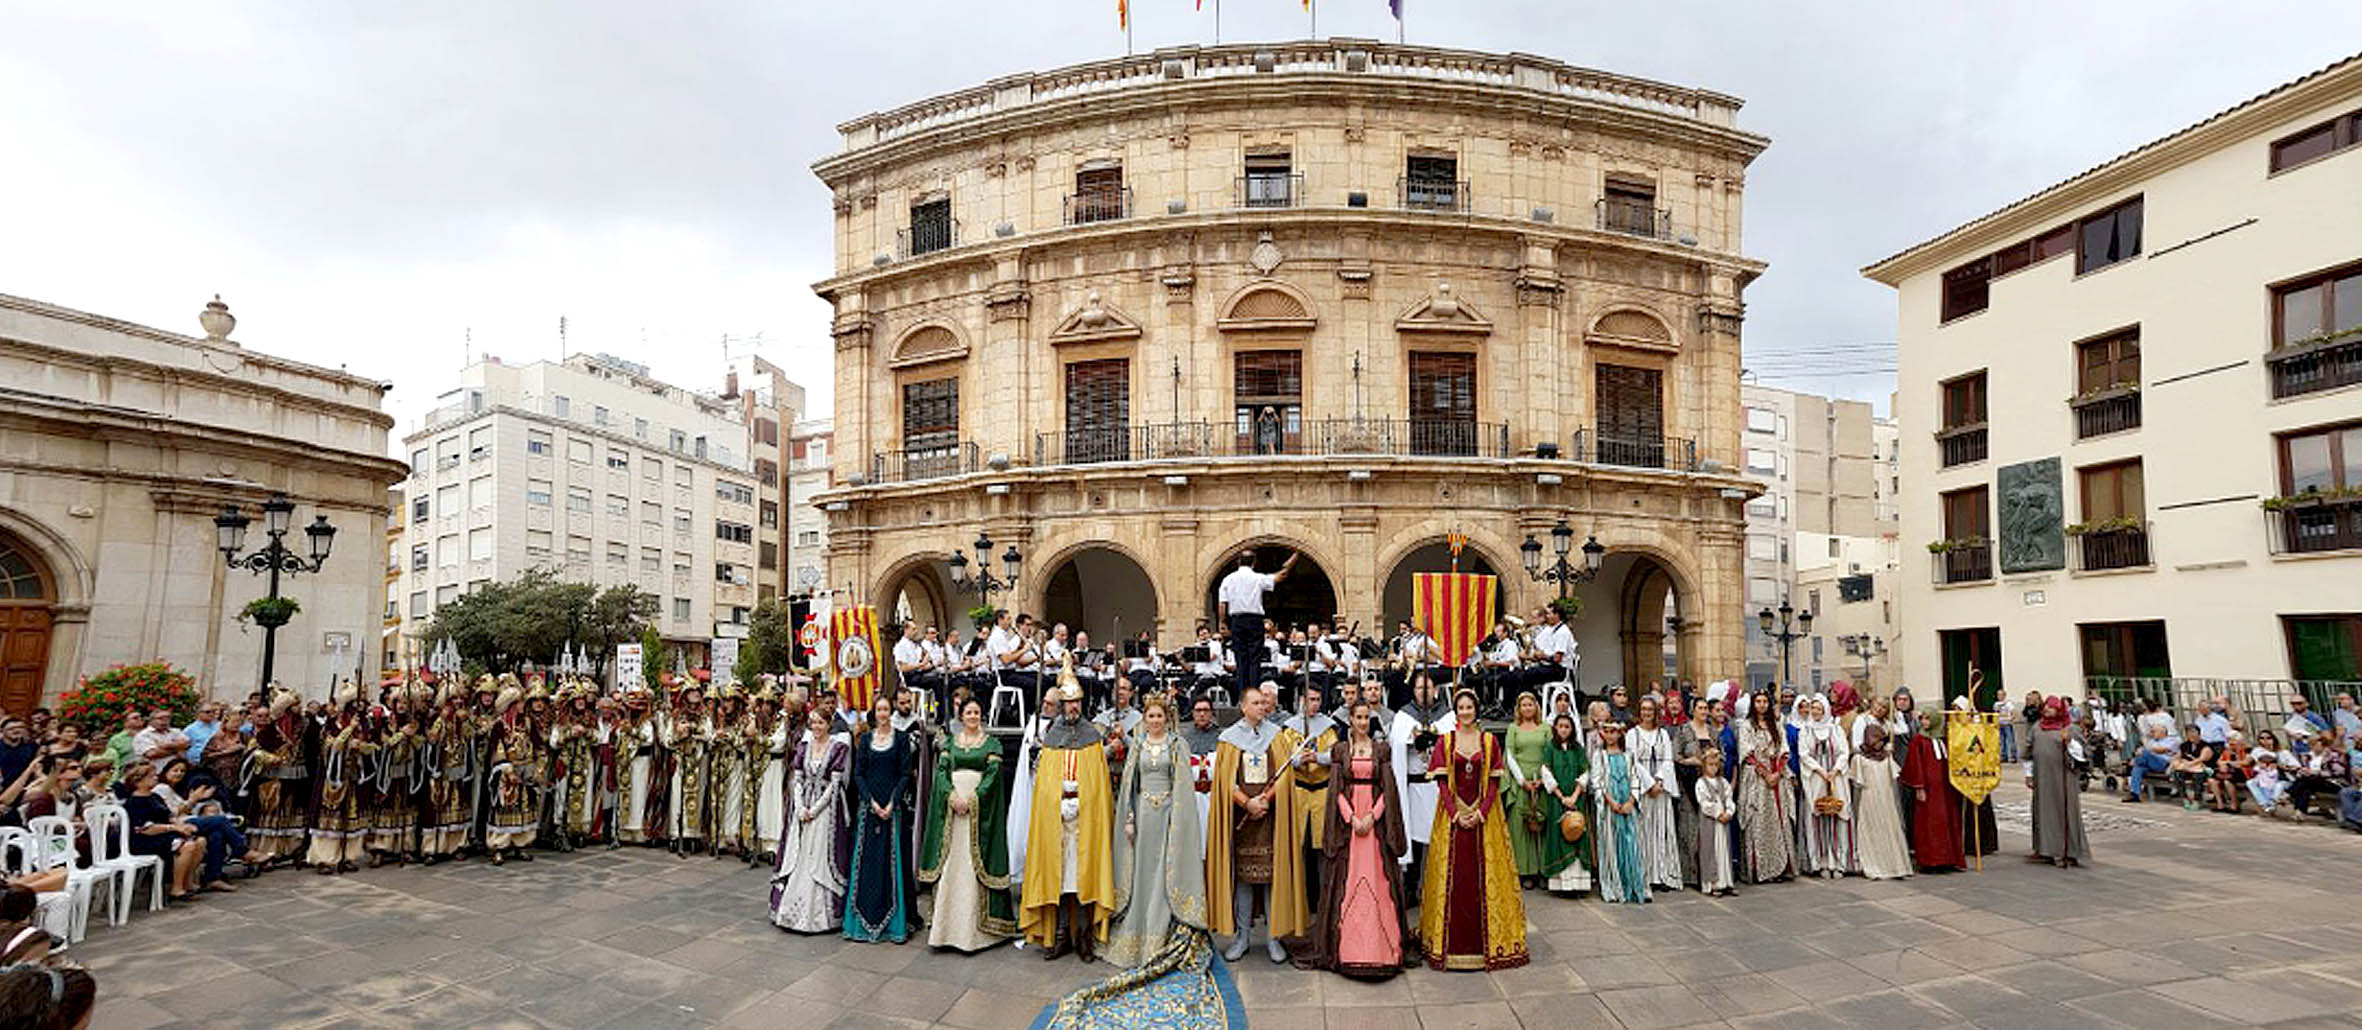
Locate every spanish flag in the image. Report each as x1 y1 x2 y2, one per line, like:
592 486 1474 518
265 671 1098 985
1413 572 1496 668
828 604 885 714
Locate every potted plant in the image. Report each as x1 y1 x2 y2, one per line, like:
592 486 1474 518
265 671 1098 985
1547 595 1582 622
2062 515 2140 536
237 596 302 629
2261 485 2362 512
1925 536 1987 555
968 604 1000 631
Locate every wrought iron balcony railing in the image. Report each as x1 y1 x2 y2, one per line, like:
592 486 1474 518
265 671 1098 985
897 217 961 258
2070 388 2141 439
870 441 980 483
1596 197 1671 239
2268 495 2362 555
1235 172 1305 209
1064 187 1133 225
2070 523 2152 571
1932 542 1993 585
2267 333 2362 399
1399 176 1470 213
1311 418 1509 459
1569 430 1699 471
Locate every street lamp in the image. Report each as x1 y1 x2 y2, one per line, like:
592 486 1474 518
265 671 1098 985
1519 520 1605 599
947 531 1021 618
1841 633 1887 691
216 492 338 692
1756 600 1812 687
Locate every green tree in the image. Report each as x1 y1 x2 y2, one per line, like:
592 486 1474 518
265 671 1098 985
423 568 657 675
733 597 793 684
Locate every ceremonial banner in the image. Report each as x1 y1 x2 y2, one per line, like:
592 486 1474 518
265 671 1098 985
613 643 643 694
1946 712 2001 803
829 605 884 713
1412 572 1495 668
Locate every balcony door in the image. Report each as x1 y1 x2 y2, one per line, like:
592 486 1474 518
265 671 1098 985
1595 363 1665 466
1407 351 1476 456
900 377 959 478
1234 350 1303 455
1065 358 1130 463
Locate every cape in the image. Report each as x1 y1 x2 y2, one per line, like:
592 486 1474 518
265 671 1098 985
1018 740 1116 948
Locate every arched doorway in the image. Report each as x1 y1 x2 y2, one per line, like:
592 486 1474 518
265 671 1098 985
1203 544 1337 636
1040 546 1159 647
1380 540 1502 634
0 530 56 715
878 557 954 637
1562 551 1686 695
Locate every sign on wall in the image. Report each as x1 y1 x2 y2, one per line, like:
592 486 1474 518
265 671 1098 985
614 642 643 692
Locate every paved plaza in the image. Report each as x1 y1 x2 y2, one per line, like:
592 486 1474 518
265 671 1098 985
77 783 2362 1030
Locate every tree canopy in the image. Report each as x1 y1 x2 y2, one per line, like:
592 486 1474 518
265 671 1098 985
423 568 659 675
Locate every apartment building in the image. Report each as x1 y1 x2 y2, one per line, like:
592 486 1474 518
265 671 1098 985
786 418 834 609
1739 384 1901 692
393 353 760 666
724 355 810 603
1865 54 2362 709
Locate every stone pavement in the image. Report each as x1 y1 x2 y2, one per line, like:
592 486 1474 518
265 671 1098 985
77 782 2362 1030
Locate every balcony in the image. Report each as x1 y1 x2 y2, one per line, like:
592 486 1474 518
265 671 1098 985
870 442 980 483
1596 197 1671 239
897 217 960 258
1025 418 1513 466
1570 430 1698 471
2268 495 2362 555
1235 172 1304 209
1064 187 1132 225
1936 424 1988 468
1312 418 1509 459
2070 387 2141 438
2070 522 2152 571
1399 176 1470 213
2267 332 2362 399
1931 541 1993 585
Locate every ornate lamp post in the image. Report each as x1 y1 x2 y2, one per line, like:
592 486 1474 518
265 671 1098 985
1519 519 1605 599
946 531 1021 622
1841 633 1887 691
215 492 338 691
1756 600 1813 688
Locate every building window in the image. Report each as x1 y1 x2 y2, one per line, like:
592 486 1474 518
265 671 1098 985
606 451 629 470
1940 257 1991 322
673 555 691 580
642 501 662 527
1594 364 1668 467
1402 153 1461 211
1746 407 1776 434
606 540 628 565
1747 535 1775 561
567 439 592 465
759 500 779 529
1069 164 1127 224
1937 485 1992 583
2273 420 2362 554
410 448 429 476
2075 196 2142 275
410 545 428 572
1241 150 1295 208
635 417 649 441
715 521 753 544
526 529 552 556
566 535 591 562
674 510 691 534
594 405 610 427
605 494 628 518
1938 371 1989 468
759 541 778 569
410 591 427 617
1599 174 1661 237
2073 329 2144 438
435 584 458 607
901 377 959 458
2269 261 2362 399
2269 108 2362 173
644 457 662 482
467 477 493 510
715 562 736 584
669 429 687 454
675 464 693 486
2284 614 2362 682
716 482 754 505
643 548 661 574
2076 460 2150 570
755 418 779 446
526 430 551 456
411 495 429 523
2079 621 2172 682
436 534 459 568
552 395 569 419
754 458 778 485
1234 350 1302 455
673 598 692 622
467 528 493 562
906 196 954 256
796 530 820 547
467 426 492 461
1063 358 1131 463
1408 351 1479 456
566 487 591 513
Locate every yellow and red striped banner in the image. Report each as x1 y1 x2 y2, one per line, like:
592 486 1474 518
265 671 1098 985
1413 572 1495 668
828 605 885 714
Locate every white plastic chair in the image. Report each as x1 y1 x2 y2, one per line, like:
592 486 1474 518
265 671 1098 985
988 685 1028 731
84 803 165 925
23 815 102 946
0 828 75 949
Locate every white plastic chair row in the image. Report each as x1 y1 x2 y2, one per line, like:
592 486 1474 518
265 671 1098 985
82 802 166 925
0 827 76 949
23 815 111 943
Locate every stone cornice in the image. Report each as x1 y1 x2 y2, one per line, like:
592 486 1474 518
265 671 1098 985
0 333 396 432
0 291 393 400
812 206 1764 300
1864 52 2362 284
0 387 409 486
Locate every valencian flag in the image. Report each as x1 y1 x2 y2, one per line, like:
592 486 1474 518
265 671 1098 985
828 604 885 714
1412 572 1495 668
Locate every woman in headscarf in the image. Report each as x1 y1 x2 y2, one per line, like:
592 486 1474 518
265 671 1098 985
1849 723 1912 879
1796 695 1856 879
1417 689 1528 971
919 696 1015 953
1536 712 1592 896
2025 696 2090 868
1897 709 1965 871
1289 698 1407 979
1734 688 1795 883
1588 718 1648 903
1105 693 1205 967
1498 692 1552 887
1628 697 1682 892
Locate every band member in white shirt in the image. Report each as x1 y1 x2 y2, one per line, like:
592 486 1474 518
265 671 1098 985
1188 623 1230 700
990 611 1043 709
1382 620 1440 709
1269 626 1305 712
1307 622 1347 710
893 622 942 701
1476 620 1522 715
1122 632 1162 697
1217 548 1298 701
1519 605 1580 707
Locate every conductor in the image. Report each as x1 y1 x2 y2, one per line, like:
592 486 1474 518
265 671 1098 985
1217 548 1297 701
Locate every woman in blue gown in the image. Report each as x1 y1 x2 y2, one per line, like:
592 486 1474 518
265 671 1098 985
845 694 915 943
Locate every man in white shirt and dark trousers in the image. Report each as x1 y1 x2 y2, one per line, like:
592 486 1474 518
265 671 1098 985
893 622 942 706
1218 549 1297 706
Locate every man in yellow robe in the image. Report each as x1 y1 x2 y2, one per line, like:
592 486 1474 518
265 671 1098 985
1206 683 1306 963
1278 685 1339 908
1019 670 1115 962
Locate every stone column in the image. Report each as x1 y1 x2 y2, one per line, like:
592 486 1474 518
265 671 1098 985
1515 239 1566 452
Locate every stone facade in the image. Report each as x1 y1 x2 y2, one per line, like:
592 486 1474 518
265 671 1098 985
0 293 406 708
813 41 1768 692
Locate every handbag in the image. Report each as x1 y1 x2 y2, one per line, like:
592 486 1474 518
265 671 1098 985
1813 795 1846 817
1558 809 1586 842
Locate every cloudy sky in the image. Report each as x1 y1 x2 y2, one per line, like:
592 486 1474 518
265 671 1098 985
4 1 2357 446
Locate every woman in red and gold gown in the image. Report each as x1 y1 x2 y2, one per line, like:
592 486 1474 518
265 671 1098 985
1416 689 1528 972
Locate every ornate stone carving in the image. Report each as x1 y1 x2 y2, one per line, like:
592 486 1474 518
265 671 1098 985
1249 231 1283 276
1514 273 1563 308
1047 290 1143 344
1395 281 1492 334
1161 268 1196 302
1167 132 1190 149
1343 125 1367 144
985 287 1030 323
832 313 876 352
1012 155 1035 172
1999 458 2066 574
1697 302 1745 336
1508 138 1534 157
1336 265 1372 300
857 194 876 211
1541 144 1565 161
986 160 1008 178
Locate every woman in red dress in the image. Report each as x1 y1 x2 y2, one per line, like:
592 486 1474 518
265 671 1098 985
1416 689 1528 972
1897 709 1965 871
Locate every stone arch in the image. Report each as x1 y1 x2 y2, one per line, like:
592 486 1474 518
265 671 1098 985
1585 306 1676 351
1557 539 1701 696
869 550 957 636
1029 540 1161 648
1216 279 1317 331
887 321 969 368
0 506 92 609
0 512 77 715
1198 532 1344 633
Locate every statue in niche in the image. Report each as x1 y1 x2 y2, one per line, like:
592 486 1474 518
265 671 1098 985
1998 457 2065 574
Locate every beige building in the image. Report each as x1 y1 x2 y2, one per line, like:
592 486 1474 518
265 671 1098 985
1737 384 1900 692
787 418 833 607
813 40 1768 691
392 354 760 666
1865 55 2362 708
0 293 405 709
724 354 810 602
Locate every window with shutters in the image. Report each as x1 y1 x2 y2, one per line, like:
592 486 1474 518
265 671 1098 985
2079 461 2145 522
1937 485 1993 583
1064 358 1131 463
1069 164 1127 224
1938 371 1990 467
907 197 954 256
1407 351 1477 456
1241 150 1295 208
2076 197 2142 274
2076 330 2141 394
901 377 958 459
1594 363 1666 467
1233 350 1303 455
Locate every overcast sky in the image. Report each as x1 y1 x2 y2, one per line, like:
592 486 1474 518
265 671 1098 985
4 1 2357 446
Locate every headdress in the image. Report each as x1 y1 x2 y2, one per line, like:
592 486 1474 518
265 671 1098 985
332 680 360 708
268 684 301 719
1053 654 1084 703
495 684 524 713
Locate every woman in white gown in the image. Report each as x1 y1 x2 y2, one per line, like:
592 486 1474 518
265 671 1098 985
1795 695 1856 879
754 688 789 856
1848 723 1913 880
770 708 850 933
1627 697 1683 891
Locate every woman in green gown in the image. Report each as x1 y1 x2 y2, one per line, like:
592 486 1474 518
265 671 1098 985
1499 692 1551 886
918 697 1016 951
1538 712 1594 894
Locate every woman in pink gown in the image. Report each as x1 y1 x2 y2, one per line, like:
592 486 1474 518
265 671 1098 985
1288 699 1409 979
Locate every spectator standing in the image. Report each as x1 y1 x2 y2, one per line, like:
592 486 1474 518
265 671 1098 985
182 702 226 765
0 720 35 786
2023 697 2090 868
132 708 190 772
1992 695 2016 763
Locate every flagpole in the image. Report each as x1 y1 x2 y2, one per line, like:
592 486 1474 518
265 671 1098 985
1215 0 1221 44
